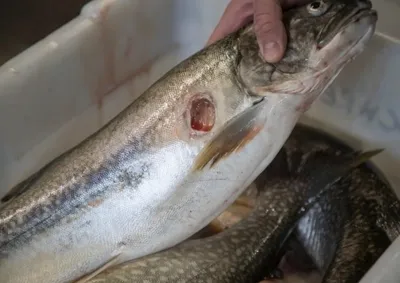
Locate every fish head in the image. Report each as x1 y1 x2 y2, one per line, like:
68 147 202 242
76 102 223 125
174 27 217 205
238 0 377 99
192 0 377 172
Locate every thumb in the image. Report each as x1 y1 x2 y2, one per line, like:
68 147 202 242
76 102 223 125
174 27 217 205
253 0 287 63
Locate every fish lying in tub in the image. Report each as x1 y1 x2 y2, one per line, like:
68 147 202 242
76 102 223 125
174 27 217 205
83 142 378 282
0 0 377 282
283 125 400 283
204 124 400 283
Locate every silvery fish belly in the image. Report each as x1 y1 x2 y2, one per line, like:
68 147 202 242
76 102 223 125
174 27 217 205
0 0 377 282
85 146 379 283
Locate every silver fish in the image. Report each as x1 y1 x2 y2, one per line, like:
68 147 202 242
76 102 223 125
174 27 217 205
0 0 377 282
84 146 378 282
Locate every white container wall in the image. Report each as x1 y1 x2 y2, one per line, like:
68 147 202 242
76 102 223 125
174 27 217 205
0 0 399 281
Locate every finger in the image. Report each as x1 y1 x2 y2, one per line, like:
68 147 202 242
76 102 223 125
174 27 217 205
253 0 287 63
206 0 253 46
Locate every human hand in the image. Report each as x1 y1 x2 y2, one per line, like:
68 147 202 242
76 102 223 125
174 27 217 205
207 0 311 63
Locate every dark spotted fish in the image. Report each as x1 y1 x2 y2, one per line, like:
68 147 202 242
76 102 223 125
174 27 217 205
282 124 400 283
83 146 379 283
228 123 399 283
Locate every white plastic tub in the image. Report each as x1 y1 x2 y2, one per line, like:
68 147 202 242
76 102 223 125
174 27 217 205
0 0 399 281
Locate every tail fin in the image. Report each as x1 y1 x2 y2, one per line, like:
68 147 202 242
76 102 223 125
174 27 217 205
347 149 384 168
300 148 384 186
297 148 384 206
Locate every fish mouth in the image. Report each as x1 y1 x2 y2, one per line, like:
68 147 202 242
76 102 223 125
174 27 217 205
317 5 378 50
312 5 377 74
340 8 378 33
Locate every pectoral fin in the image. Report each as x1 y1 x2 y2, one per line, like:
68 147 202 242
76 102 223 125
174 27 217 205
74 254 120 283
192 100 267 171
233 195 256 208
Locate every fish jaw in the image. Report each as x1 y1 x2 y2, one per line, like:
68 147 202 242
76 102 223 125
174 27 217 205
257 10 377 101
231 11 379 198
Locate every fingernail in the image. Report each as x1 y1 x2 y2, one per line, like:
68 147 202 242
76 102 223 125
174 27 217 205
262 41 281 62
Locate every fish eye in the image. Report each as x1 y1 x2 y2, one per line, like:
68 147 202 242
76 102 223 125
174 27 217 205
307 1 331 16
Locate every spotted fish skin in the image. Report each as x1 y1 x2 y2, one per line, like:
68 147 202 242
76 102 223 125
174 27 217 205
287 125 400 242
321 166 396 283
86 145 376 283
282 124 400 283
322 190 391 283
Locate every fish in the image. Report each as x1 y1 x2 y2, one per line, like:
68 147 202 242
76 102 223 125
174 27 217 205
216 123 399 283
258 238 323 283
189 183 259 240
321 192 392 283
279 125 356 279
0 0 378 282
82 146 379 282
280 124 400 283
